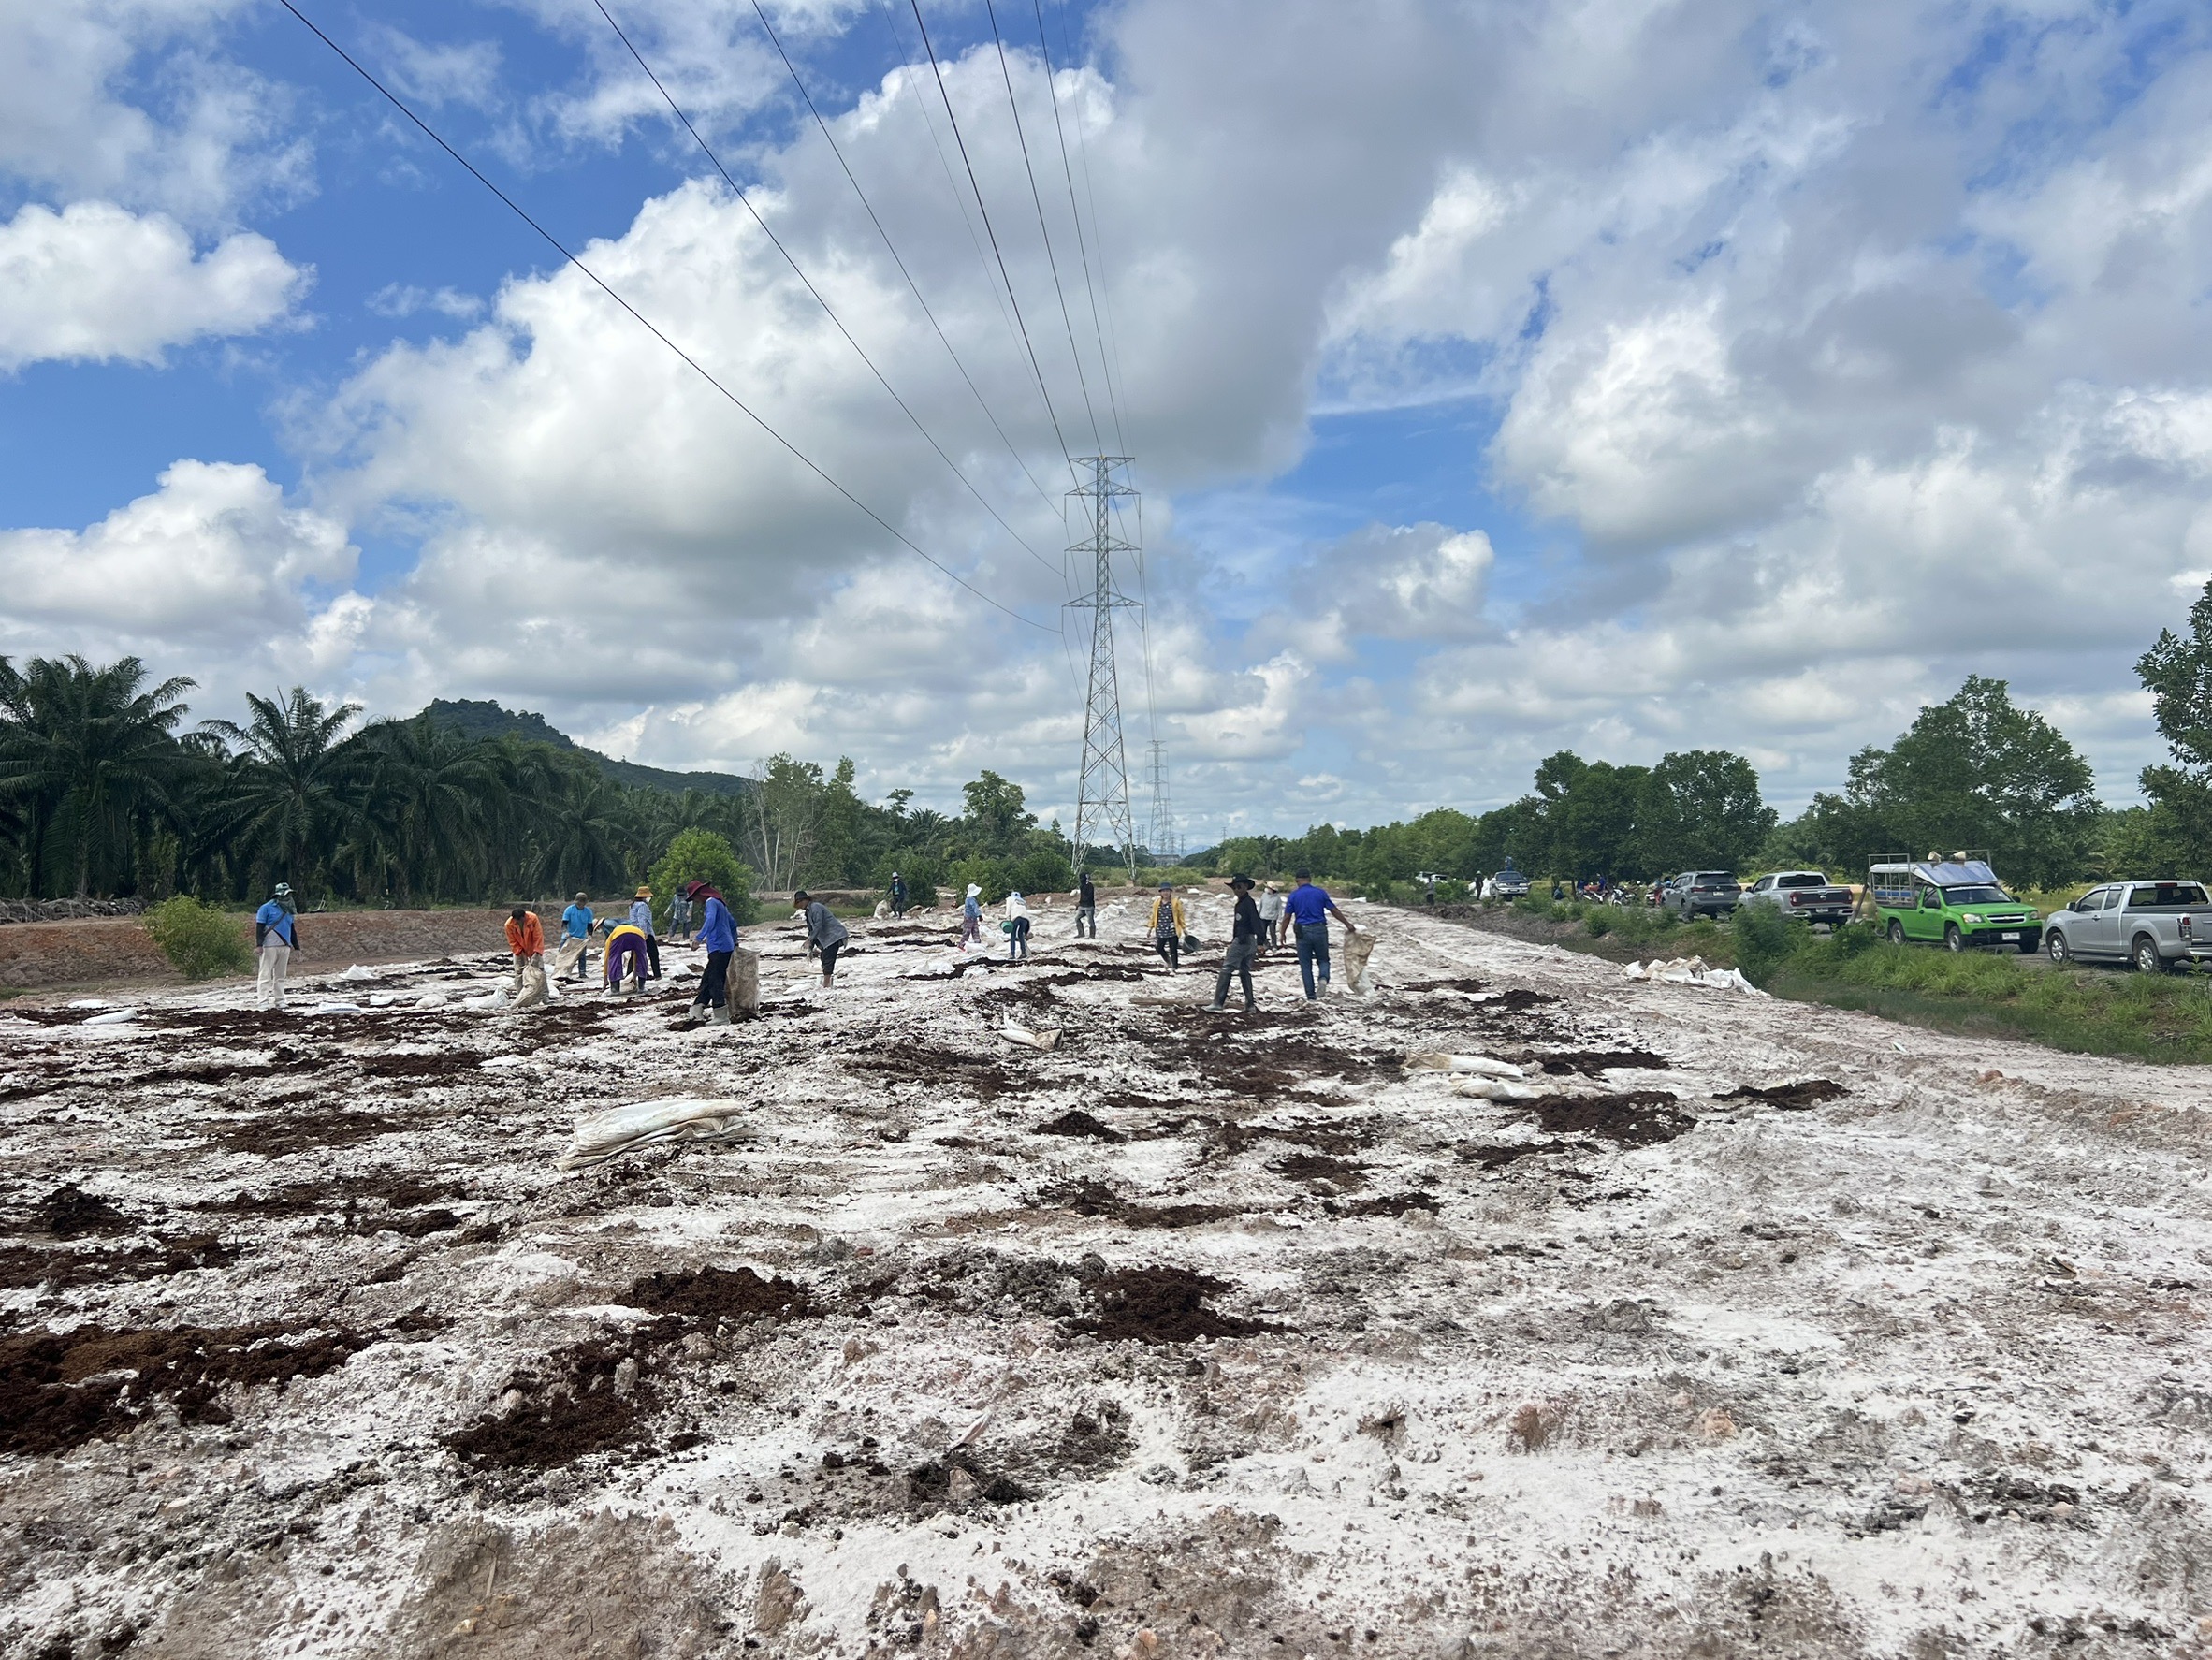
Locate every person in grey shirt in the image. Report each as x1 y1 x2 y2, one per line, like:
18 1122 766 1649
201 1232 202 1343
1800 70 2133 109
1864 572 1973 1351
669 888 691 942
627 885 661 979
793 890 849 989
1257 881 1284 949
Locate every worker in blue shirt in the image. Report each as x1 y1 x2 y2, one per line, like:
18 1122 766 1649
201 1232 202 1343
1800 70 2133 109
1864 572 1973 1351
253 881 301 1010
627 885 660 980
683 881 740 1024
558 891 594 981
1281 869 1356 1001
889 871 909 919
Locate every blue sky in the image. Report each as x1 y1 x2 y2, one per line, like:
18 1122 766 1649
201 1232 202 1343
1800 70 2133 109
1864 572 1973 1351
5 0 2212 838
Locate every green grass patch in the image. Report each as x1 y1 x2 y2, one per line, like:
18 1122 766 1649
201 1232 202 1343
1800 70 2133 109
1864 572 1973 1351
1771 927 2212 1063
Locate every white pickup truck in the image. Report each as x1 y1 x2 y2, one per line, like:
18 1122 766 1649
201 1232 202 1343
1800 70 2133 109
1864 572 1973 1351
2043 880 2212 972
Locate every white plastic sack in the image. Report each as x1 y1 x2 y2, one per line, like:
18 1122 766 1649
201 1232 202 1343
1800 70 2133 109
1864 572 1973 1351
1404 1052 1524 1077
1450 1075 1552 1101
1000 1020 1062 1052
1622 957 1769 997
557 1098 751 1172
82 1009 138 1026
341 965 376 982
66 998 113 1010
1343 929 1378 994
302 1001 366 1016
415 989 451 1010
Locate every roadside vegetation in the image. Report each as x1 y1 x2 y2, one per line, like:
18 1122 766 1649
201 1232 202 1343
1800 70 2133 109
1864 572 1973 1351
140 895 253 981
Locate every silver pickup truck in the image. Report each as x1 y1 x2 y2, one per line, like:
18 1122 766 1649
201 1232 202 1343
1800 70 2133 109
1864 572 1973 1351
1739 869 1855 927
2043 880 2212 972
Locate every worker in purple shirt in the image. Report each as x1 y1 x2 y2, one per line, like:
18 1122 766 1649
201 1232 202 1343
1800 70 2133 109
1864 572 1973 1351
1280 868 1356 1001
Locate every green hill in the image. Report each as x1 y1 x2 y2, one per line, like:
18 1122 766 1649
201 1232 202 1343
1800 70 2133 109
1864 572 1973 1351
420 699 751 798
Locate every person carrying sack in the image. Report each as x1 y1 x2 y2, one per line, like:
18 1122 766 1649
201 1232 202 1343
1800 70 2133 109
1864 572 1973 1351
1281 869 1356 1000
684 881 740 1024
254 882 301 1010
1213 874 1263 1012
557 891 594 981
505 906 548 1008
1147 881 1186 969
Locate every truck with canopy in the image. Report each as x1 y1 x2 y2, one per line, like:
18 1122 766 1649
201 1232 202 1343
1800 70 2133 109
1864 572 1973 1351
1866 853 2042 954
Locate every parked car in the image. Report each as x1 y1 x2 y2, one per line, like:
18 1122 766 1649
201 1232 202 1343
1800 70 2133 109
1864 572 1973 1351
1867 856 2040 953
1664 871 1741 919
1739 870 1855 927
2043 880 2212 972
1492 866 1531 899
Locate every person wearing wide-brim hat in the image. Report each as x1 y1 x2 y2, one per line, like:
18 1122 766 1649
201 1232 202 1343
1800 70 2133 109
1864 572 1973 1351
1146 881 1187 971
1213 875 1265 1012
627 885 662 981
1257 880 1285 949
960 882 983 947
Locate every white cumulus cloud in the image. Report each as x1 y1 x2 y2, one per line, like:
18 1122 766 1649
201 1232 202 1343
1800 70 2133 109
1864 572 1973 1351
0 200 307 371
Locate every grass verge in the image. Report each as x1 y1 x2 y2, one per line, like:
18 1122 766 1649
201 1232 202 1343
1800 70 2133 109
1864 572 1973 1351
1766 922 2212 1064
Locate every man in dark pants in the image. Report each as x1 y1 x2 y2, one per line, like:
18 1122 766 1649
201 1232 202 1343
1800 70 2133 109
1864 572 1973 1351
889 871 908 918
1213 874 1263 1012
1281 869 1356 1000
1074 871 1097 938
1147 882 1185 969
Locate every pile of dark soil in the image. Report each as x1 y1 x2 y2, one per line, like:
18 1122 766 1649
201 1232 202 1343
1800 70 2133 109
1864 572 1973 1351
1216 1117 1377 1157
1273 1152 1367 1189
0 1232 230 1291
1072 1265 1285 1345
1401 976 1489 994
357 1051 483 1083
1034 1110 1124 1143
448 1332 661 1469
1323 1191 1439 1218
850 1044 1021 1102
1036 1180 1242 1230
1184 1036 1393 1099
1531 1092 1696 1147
30 1184 135 1238
1718 1079 1849 1110
629 1265 817 1322
210 1108 407 1156
1521 1049 1669 1076
0 1320 372 1454
200 1172 464 1216
905 1454 1033 1507
1459 1140 1594 1170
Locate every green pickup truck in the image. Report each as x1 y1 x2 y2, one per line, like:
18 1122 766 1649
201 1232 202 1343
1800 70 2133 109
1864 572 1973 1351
1867 856 2042 954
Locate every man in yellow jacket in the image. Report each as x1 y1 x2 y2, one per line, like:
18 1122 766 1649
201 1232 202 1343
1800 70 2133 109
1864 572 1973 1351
1147 881 1186 969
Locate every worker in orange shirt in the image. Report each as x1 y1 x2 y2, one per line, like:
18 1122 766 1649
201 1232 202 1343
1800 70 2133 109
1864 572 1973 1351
505 906 548 1008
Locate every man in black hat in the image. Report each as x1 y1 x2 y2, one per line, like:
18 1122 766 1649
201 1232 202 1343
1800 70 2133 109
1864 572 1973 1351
1212 874 1264 1012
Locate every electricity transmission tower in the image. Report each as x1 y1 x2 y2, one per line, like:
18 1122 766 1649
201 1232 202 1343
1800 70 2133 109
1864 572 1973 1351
1146 738 1179 866
1066 457 1141 884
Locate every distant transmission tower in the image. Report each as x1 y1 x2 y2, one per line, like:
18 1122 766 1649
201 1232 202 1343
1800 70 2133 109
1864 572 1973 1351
1146 738 1179 866
1067 456 1141 884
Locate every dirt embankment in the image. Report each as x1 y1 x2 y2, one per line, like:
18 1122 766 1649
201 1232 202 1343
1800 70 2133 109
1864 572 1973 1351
0 908 551 994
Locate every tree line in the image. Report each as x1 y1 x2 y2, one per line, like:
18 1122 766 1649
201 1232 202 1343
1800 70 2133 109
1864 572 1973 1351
1211 581 2212 892
0 662 1081 908
7 578 2207 906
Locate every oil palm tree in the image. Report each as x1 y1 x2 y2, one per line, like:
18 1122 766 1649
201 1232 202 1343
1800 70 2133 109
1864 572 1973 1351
357 716 499 902
199 687 366 896
0 655 195 896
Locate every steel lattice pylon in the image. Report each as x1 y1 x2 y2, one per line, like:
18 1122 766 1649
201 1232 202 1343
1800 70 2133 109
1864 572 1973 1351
1146 737 1178 865
1066 456 1140 883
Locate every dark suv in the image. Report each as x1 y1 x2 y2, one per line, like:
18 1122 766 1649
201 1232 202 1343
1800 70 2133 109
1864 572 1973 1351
1665 871 1741 919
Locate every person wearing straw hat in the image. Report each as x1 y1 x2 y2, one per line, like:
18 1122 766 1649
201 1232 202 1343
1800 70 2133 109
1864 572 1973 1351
960 882 983 947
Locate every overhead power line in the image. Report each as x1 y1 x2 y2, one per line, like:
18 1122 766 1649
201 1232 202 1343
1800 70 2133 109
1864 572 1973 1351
983 0 1101 454
275 0 1055 635
587 0 1063 582
906 0 1075 473
1034 0 1126 456
742 0 1068 527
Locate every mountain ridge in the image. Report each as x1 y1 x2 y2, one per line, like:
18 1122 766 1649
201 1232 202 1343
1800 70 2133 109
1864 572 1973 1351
419 699 750 798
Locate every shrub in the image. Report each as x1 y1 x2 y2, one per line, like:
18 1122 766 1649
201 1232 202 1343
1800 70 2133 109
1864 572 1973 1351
1584 911 1612 938
949 856 1013 905
648 830 760 926
1012 848 1075 897
1732 901 1812 987
1512 894 1550 917
144 896 253 981
1608 905 1677 946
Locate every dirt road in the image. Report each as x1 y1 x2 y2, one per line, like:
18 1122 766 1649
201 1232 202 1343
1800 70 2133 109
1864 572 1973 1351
3 899 2208 1658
